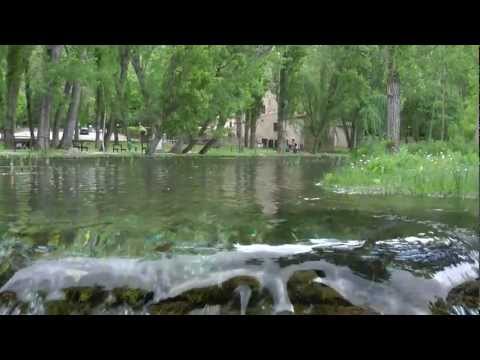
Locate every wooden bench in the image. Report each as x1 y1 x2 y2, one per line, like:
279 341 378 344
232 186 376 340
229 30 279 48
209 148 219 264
131 144 147 153
14 139 33 149
112 143 127 152
132 142 147 153
73 141 89 152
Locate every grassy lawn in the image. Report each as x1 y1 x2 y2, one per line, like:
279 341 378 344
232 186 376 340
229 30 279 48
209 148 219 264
321 141 479 199
0 141 349 159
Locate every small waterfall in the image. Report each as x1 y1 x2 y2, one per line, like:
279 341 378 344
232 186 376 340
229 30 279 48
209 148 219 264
235 284 252 315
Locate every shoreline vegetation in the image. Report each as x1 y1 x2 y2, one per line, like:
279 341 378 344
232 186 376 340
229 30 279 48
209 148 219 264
320 140 479 200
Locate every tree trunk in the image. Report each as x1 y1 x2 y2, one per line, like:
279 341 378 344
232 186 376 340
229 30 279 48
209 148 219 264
277 66 288 153
182 121 209 154
181 136 196 154
351 120 358 150
170 136 186 154
199 138 217 154
341 118 353 150
100 111 107 152
95 84 104 148
131 51 149 105
114 46 130 145
249 113 257 149
312 136 320 154
52 95 63 148
244 111 250 148
104 117 114 149
114 126 119 144
94 49 105 150
0 55 4 145
5 46 27 150
385 46 401 150
24 61 35 147
198 116 227 155
124 125 130 143
387 72 401 150
37 45 63 150
74 112 80 142
236 113 243 152
476 115 479 148
60 81 82 150
441 82 446 141
147 125 161 156
95 109 103 148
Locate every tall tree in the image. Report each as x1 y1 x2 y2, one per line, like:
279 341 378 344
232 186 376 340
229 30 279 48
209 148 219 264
113 45 131 144
36 45 63 150
52 81 72 147
248 95 265 149
5 45 31 149
300 46 339 153
275 46 306 153
24 57 35 146
60 80 82 149
385 45 401 150
244 111 250 148
236 112 244 152
94 81 104 149
0 47 6 141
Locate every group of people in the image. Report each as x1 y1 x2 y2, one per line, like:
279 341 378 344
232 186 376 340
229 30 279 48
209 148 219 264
287 138 299 153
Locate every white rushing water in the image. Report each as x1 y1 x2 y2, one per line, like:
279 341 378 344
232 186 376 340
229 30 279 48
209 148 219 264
1 240 478 315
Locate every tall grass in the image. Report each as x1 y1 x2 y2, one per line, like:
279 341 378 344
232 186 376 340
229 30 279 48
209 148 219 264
322 141 479 199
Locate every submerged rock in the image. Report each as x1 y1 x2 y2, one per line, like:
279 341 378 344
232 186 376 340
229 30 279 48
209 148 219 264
430 280 479 315
287 271 378 315
148 276 272 315
0 240 33 288
446 280 479 310
0 268 380 315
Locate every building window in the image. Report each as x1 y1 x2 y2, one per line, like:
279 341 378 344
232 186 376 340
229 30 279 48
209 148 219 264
273 122 278 132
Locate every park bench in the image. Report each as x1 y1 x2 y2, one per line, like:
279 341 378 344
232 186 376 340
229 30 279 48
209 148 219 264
128 141 147 153
13 138 36 149
14 139 33 149
73 141 89 152
112 143 127 152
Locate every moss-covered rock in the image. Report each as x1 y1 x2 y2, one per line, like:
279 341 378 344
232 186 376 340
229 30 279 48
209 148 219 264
446 280 479 309
431 280 479 315
0 291 18 308
0 292 31 314
111 288 150 308
429 298 451 315
2 272 383 315
43 287 108 315
149 276 271 315
149 301 193 315
287 271 377 315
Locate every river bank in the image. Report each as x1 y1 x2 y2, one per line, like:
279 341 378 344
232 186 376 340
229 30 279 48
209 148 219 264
320 141 479 200
0 144 350 159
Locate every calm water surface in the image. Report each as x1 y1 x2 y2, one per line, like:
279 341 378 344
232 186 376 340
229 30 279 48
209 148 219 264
0 157 478 314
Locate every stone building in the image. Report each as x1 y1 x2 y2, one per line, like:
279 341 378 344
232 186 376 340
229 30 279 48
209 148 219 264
224 91 304 149
224 90 349 152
